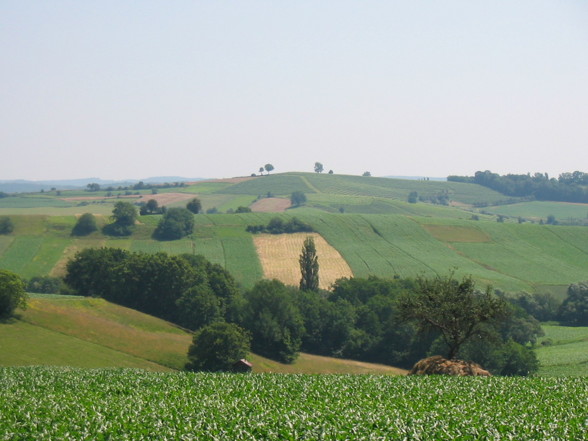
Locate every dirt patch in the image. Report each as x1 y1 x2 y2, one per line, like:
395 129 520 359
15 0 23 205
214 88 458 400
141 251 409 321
251 198 291 213
136 192 196 207
253 233 353 290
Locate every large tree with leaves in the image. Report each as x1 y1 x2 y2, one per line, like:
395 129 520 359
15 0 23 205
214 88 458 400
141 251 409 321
398 272 507 360
299 236 319 292
0 269 27 318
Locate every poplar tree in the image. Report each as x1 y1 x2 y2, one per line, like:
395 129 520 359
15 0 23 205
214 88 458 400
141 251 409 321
299 236 319 292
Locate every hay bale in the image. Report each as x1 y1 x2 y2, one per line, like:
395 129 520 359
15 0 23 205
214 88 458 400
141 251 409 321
409 355 491 376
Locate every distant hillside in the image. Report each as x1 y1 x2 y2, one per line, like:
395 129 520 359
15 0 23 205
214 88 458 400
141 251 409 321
0 177 203 193
0 172 587 292
0 295 406 374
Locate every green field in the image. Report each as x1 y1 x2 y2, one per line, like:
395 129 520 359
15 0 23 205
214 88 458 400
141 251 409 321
1 173 587 293
490 200 588 223
0 295 405 375
536 325 588 376
1 368 585 440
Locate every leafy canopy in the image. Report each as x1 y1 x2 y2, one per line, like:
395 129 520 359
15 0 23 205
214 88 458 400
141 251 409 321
398 272 507 359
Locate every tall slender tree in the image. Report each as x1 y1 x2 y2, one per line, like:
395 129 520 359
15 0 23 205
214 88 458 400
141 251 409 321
299 236 319 292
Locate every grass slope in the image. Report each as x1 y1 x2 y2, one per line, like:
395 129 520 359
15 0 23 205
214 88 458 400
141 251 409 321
536 325 588 376
0 295 406 375
1 174 588 292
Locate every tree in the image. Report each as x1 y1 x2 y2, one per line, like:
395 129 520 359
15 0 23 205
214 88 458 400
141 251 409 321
185 322 251 372
186 198 202 214
241 279 305 363
408 192 418 204
290 191 307 207
145 199 160 214
299 236 319 292
259 167 265 176
0 217 14 235
0 269 27 318
398 272 507 360
264 164 274 174
314 162 324 173
72 213 97 236
153 207 194 240
103 201 137 236
86 183 101 192
362 171 371 177
559 281 588 326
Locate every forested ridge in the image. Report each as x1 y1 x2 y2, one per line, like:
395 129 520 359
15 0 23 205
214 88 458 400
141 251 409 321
448 170 588 203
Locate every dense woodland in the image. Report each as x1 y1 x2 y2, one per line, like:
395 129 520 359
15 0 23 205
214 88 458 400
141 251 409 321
61 248 557 375
448 170 588 204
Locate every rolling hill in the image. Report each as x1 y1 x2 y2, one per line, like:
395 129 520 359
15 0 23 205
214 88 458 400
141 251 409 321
1 172 587 293
0 294 406 375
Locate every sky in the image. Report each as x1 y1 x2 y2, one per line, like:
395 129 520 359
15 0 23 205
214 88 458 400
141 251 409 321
1 1 587 181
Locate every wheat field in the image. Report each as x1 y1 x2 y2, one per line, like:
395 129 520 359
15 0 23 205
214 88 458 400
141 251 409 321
253 233 353 289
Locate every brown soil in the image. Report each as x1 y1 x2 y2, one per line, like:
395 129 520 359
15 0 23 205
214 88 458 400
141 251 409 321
250 198 291 213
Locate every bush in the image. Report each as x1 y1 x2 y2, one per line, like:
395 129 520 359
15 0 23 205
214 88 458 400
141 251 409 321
0 217 14 235
72 213 97 236
26 276 64 294
185 322 251 372
0 270 27 318
246 217 313 235
153 208 194 240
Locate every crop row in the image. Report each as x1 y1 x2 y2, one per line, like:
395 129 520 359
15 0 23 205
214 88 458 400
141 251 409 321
0 367 586 440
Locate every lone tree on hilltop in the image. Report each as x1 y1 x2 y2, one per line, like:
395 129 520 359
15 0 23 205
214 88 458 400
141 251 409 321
299 236 319 292
398 271 507 360
264 164 274 174
0 269 27 318
314 162 324 173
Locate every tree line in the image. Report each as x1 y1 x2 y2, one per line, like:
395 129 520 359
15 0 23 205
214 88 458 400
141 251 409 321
62 248 547 375
448 170 588 203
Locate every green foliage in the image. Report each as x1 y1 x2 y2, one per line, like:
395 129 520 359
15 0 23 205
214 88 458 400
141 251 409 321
241 279 305 363
408 191 418 203
0 269 27 318
0 216 14 234
398 272 507 359
71 213 97 236
111 201 137 226
186 197 202 214
26 276 64 294
264 163 274 174
185 322 251 372
1 368 587 439
299 236 319 292
103 201 137 236
139 199 162 215
314 162 324 173
153 207 194 240
290 191 307 207
558 281 588 326
246 216 313 234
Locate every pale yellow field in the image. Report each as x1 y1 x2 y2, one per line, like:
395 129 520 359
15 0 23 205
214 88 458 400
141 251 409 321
253 233 353 290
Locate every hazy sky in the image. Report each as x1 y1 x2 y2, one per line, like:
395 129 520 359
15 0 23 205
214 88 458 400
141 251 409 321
2 1 587 181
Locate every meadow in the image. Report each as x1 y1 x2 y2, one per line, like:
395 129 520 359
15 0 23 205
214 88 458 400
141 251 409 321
0 367 586 440
536 325 588 376
1 295 404 375
1 173 587 293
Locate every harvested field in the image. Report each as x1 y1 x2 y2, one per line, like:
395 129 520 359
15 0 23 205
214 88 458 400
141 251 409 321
254 232 353 289
137 192 196 206
250 197 291 212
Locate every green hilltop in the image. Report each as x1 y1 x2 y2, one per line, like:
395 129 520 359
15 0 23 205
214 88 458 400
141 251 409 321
0 172 587 294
